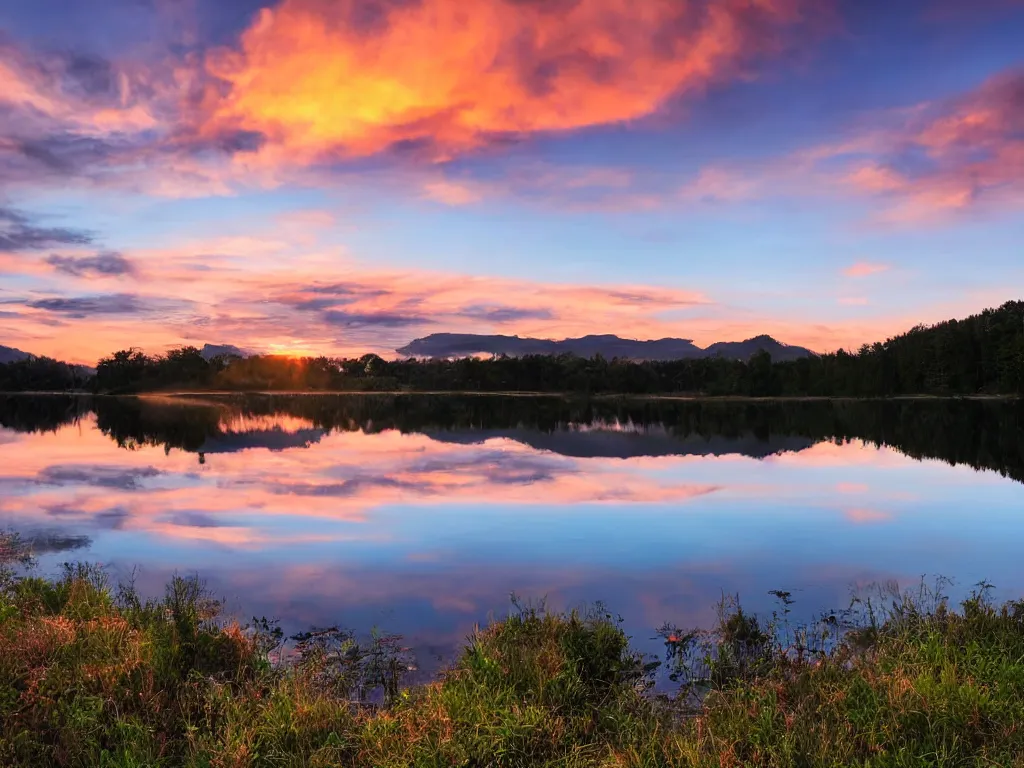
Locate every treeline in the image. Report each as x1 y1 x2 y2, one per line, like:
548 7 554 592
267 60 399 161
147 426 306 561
0 356 91 392
92 348 345 393
5 300 1024 396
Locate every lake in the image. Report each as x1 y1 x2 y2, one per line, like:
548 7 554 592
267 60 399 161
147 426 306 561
2 393 1023 675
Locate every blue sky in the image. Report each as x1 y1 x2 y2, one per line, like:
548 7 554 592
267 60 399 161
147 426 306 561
1 0 1022 362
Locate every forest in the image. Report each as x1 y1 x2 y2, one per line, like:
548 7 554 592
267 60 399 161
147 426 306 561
2 300 1022 397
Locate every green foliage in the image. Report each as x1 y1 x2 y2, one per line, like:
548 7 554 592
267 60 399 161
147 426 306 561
0 356 90 392
661 581 1024 767
3 551 1024 767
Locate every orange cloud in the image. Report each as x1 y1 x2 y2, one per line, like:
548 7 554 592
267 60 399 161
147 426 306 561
2 244 1001 364
203 0 818 162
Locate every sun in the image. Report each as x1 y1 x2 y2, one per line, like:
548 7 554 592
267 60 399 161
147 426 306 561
266 342 315 358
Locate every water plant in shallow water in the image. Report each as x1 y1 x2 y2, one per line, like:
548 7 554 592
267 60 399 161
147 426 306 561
3 536 1024 766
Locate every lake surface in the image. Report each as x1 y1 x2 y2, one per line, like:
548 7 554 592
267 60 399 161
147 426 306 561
2 394 1023 674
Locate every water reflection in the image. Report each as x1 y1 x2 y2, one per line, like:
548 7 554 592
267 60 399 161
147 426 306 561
1 393 1023 673
3 394 1023 476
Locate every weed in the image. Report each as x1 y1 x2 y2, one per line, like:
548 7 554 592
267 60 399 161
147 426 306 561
2 540 1023 767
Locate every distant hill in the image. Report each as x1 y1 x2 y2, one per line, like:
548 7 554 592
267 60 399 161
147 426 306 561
0 345 33 364
397 333 814 361
1 345 95 377
200 344 249 360
703 335 812 363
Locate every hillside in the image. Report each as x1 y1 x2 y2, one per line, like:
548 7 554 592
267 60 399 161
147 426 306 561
703 334 811 363
0 345 32 364
397 333 814 361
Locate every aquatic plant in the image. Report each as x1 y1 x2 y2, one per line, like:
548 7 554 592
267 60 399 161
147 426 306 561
2 542 1023 766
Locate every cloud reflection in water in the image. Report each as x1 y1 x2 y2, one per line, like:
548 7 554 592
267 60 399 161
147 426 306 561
1 395 1023 671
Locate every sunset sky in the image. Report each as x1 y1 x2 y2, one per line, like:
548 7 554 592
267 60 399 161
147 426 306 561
1 0 1022 364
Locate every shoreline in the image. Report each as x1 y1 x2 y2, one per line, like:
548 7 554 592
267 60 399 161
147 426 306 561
1 389 1019 402
2 561 1022 766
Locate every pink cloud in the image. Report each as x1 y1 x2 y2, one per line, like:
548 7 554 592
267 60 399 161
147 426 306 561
843 262 890 278
679 67 1024 224
0 262 1000 364
679 168 759 203
423 181 483 206
827 68 1024 221
836 482 869 494
0 412 726 551
3 209 1014 365
844 508 893 524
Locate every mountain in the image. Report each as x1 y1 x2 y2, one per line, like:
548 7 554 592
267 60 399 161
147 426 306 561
0 345 33 364
397 334 704 359
426 427 816 460
0 345 94 375
200 343 249 360
703 335 813 363
397 333 814 361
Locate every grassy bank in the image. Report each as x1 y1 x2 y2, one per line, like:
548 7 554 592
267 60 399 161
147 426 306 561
2 562 1024 766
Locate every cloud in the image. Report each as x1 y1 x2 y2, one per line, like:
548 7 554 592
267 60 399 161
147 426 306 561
0 39 262 197
263 273 711 348
837 482 869 494
458 305 555 323
28 293 146 317
271 477 433 498
18 530 92 556
823 68 1024 221
2 212 988 365
844 508 892 524
303 283 392 298
201 0 821 162
0 206 92 251
679 65 1024 224
843 262 889 278
679 167 758 203
38 464 163 490
46 251 136 277
423 181 483 206
0 4 821 211
322 310 431 328
163 512 226 528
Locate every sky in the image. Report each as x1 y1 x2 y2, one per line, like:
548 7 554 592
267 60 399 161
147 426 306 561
0 0 1022 364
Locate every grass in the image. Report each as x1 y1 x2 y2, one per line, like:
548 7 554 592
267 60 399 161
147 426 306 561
2 541 1024 766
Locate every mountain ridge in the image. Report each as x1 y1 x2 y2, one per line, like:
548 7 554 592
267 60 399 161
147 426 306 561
397 333 815 362
200 343 249 360
0 345 33 365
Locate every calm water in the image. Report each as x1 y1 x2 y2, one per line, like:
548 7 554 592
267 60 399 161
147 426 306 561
2 394 1023 671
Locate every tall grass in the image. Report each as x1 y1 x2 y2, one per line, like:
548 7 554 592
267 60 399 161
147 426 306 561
2 537 1024 766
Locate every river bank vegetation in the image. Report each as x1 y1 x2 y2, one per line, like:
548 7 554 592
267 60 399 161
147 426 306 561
2 301 1023 397
2 536 1024 767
